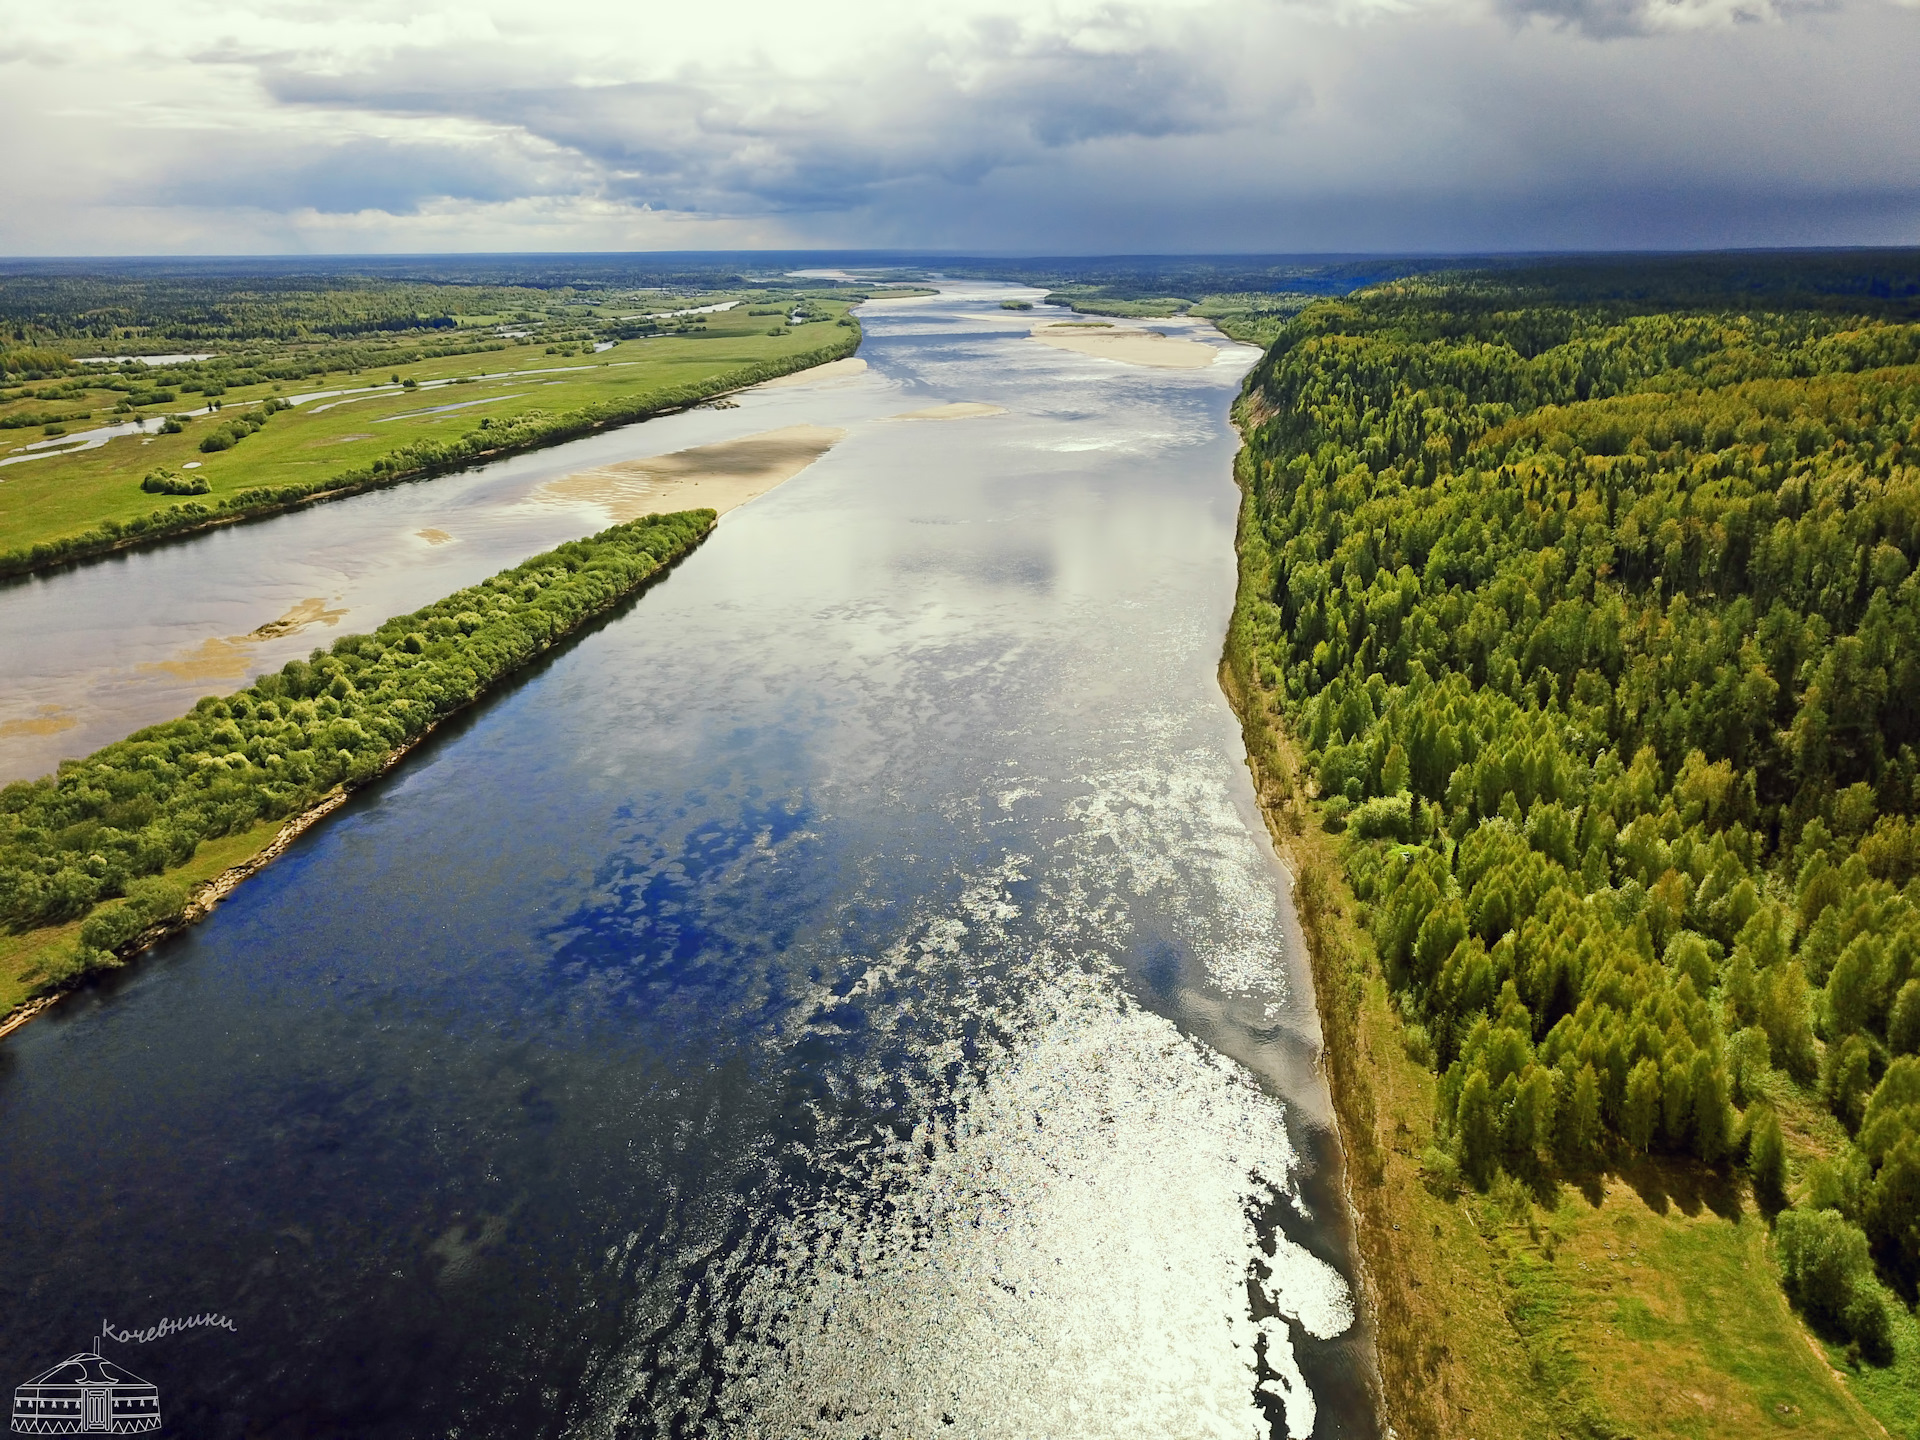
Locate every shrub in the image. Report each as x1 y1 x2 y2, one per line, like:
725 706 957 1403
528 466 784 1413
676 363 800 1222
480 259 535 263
1419 1144 1462 1195
1403 1022 1434 1065
1350 792 1413 841
140 469 210 496
1776 1208 1894 1363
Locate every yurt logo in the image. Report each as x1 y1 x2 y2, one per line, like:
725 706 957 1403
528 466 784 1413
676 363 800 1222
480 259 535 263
10 1337 160 1435
13 1315 231 1434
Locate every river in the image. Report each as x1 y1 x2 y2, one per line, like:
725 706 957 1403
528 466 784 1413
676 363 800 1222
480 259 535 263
0 283 1376 1438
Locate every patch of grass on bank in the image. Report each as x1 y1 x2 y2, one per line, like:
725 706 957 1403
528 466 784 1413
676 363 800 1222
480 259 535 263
0 511 714 1022
0 818 279 1017
0 299 859 571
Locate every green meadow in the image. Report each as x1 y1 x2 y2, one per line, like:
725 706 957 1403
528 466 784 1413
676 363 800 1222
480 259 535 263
0 294 864 566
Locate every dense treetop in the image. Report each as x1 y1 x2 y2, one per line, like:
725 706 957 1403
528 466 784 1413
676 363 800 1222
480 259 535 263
1237 258 1920 1357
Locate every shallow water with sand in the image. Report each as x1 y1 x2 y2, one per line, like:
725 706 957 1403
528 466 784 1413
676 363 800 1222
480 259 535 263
0 285 1374 1439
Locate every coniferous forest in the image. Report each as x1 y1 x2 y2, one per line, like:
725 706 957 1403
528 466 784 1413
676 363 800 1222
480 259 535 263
1233 261 1920 1370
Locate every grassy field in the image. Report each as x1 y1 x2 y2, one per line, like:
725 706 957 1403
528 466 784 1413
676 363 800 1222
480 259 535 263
0 297 860 559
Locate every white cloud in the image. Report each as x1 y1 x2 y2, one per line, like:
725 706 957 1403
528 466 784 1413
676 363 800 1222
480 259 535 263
0 0 1915 252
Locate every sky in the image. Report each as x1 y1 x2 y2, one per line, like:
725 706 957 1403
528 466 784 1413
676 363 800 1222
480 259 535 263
1 0 1917 256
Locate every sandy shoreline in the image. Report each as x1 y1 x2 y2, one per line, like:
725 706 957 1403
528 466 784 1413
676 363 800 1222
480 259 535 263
891 402 1006 421
537 424 846 521
1030 321 1219 369
755 356 868 389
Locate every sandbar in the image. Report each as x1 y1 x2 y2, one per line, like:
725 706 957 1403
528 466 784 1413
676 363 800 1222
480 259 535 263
142 597 349 681
755 357 868 389
1030 322 1218 369
0 707 76 740
537 424 846 521
416 528 454 546
891 402 1007 421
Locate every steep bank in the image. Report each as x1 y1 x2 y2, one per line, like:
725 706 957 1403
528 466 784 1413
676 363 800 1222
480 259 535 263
1221 435 1449 1439
0 510 717 1030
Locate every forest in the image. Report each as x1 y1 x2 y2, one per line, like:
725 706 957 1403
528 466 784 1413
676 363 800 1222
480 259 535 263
1233 263 1920 1377
0 510 713 992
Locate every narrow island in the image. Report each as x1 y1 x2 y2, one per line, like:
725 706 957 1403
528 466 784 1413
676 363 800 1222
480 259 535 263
0 509 717 1031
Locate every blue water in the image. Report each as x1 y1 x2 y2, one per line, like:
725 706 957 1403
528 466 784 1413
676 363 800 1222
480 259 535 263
0 286 1375 1439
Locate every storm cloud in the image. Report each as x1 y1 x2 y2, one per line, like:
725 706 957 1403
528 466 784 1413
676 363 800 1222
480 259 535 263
0 0 1914 252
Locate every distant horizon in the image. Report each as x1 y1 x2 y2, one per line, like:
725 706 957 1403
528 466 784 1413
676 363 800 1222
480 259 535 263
6 243 1920 268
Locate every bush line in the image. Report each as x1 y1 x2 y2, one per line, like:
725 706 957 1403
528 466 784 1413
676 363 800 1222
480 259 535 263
0 508 716 1005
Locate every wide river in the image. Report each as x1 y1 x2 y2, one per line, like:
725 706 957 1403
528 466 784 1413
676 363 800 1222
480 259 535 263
0 284 1375 1438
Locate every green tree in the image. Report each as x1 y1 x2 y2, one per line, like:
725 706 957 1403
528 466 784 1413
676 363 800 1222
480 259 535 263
1824 938 1876 1038
1457 1067 1496 1187
1506 1065 1555 1166
1749 1106 1787 1209
1726 1026 1771 1106
1823 1035 1875 1130
1864 1136 1920 1291
1690 1051 1731 1163
1662 1055 1696 1150
1571 1063 1602 1164
1759 962 1818 1081
1890 978 1920 1057
1381 742 1410 796
1625 1058 1662 1153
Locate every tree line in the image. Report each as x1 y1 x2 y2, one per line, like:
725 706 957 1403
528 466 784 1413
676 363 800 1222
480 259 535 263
1236 268 1920 1363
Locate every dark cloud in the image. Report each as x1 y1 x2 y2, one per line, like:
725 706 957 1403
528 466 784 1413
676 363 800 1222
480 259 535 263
132 136 570 215
3 0 1916 251
237 11 1266 216
1490 0 1837 41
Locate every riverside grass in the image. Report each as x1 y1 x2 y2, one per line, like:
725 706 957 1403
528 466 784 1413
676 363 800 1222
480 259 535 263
0 317 857 578
0 509 714 1020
